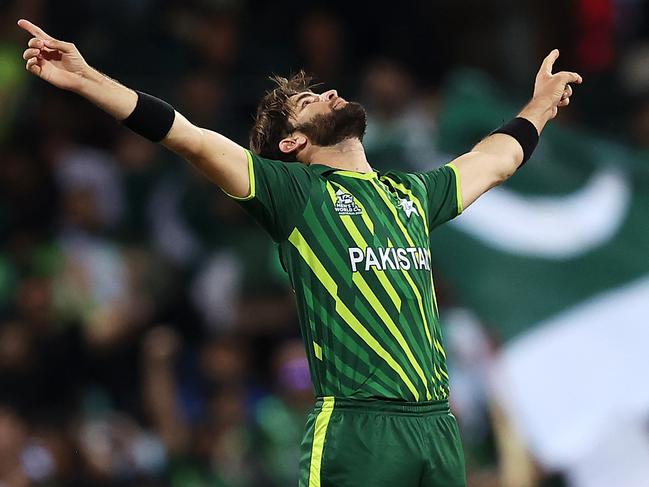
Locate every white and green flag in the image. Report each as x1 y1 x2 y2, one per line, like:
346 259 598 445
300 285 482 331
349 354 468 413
433 72 649 485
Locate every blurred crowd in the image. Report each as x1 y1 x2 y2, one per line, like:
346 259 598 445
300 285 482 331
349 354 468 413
2 0 649 486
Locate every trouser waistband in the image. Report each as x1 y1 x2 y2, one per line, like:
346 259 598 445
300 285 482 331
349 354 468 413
314 396 450 416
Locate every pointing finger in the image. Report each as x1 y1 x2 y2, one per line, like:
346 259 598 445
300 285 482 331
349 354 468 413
541 49 560 75
17 19 53 40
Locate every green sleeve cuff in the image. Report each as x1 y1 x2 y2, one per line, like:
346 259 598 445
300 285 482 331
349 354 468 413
445 162 464 214
225 149 256 201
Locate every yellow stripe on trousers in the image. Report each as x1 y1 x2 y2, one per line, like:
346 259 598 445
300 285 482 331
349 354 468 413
309 396 335 486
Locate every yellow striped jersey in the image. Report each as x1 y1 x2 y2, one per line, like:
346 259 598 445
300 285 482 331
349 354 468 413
231 149 463 401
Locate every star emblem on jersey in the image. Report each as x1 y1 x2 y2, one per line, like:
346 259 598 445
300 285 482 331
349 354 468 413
334 189 363 215
398 198 419 219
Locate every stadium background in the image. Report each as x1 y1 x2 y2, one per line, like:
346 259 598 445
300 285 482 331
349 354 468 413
1 0 649 486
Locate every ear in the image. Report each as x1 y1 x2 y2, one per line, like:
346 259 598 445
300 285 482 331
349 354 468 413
279 134 308 155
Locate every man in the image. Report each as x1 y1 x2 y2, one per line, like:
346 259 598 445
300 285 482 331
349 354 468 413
18 18 581 487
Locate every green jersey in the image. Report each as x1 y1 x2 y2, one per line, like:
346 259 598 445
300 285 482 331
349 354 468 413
231 149 463 402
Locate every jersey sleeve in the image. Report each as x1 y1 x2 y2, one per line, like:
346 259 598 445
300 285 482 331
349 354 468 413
226 149 315 242
415 162 463 230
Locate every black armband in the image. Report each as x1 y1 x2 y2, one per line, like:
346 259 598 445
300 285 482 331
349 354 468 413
122 91 175 142
491 117 539 166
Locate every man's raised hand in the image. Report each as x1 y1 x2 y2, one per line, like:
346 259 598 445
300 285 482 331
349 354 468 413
18 19 90 92
533 49 583 120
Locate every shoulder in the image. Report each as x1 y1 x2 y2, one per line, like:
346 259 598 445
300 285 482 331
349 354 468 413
247 150 318 185
247 150 308 172
379 169 428 194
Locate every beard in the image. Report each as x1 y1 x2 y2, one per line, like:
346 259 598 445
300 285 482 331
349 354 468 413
292 102 368 147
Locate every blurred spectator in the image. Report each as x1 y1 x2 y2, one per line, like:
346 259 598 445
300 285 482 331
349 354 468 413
75 404 166 485
55 145 124 231
254 339 314 486
361 58 442 172
167 3 243 75
296 8 351 95
113 132 162 243
143 326 259 486
0 406 31 486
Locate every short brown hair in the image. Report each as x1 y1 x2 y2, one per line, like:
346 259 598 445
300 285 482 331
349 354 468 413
249 70 320 161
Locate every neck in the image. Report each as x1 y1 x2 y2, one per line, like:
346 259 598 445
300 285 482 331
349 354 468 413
302 139 372 173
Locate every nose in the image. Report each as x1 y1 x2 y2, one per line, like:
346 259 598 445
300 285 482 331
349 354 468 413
321 89 338 102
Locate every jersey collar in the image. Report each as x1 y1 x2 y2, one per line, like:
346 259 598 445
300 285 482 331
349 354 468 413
309 164 378 179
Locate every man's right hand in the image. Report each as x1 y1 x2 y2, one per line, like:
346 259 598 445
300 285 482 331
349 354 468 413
18 19 90 93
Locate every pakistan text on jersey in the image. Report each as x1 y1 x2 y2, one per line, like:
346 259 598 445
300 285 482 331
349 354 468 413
348 247 432 272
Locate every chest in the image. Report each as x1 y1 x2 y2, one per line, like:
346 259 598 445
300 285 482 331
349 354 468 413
316 177 429 252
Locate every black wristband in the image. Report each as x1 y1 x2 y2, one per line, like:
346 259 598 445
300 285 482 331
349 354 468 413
491 117 539 165
122 91 175 142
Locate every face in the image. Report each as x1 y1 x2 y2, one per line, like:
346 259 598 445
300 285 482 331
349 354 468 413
286 89 367 150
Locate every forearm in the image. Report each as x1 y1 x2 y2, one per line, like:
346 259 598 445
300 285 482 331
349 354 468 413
517 97 553 135
143 360 190 452
469 49 579 172
76 70 249 194
74 66 138 120
471 98 551 173
74 67 206 160
142 327 189 453
74 67 214 175
452 98 551 209
449 49 580 211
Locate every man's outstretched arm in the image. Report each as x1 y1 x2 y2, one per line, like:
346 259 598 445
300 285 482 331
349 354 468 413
450 49 583 210
18 19 251 198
